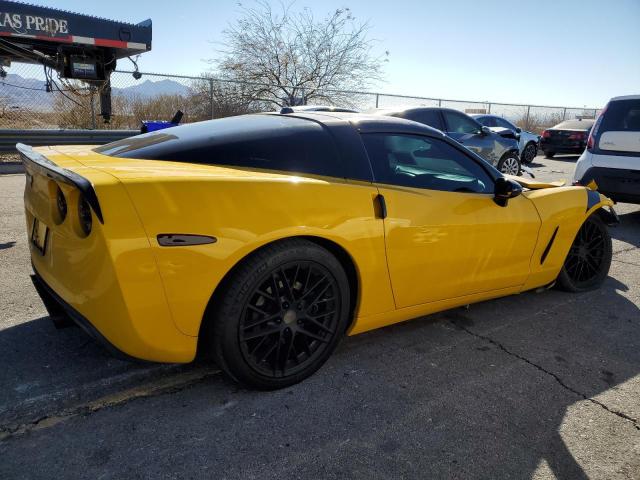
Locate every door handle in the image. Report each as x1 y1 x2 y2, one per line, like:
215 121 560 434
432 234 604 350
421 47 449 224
374 194 387 219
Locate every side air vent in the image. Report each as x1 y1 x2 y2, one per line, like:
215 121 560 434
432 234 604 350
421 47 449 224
157 234 217 247
540 227 559 265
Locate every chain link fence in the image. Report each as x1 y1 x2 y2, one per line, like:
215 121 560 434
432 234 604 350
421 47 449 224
0 62 601 133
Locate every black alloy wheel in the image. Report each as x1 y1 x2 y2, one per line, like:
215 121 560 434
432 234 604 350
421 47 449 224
208 239 350 389
557 214 612 292
239 261 340 378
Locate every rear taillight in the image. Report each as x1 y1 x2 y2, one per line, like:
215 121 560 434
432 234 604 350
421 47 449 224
542 130 550 138
587 103 608 151
78 196 92 236
55 186 67 223
569 132 586 140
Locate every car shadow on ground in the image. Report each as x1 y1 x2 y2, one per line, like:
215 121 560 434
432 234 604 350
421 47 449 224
0 316 186 427
613 207 640 248
0 241 16 250
526 161 545 168
544 155 581 162
0 273 638 478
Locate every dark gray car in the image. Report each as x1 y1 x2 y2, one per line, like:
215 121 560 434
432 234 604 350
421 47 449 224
373 107 522 175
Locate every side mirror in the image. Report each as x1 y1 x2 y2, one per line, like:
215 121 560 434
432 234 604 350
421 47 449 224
493 177 522 207
515 127 522 134
481 125 492 135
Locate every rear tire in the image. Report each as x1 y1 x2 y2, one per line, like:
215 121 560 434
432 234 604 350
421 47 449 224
544 151 555 159
497 153 521 176
556 214 612 292
208 239 350 390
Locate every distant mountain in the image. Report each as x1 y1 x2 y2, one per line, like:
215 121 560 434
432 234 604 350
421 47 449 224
112 78 191 99
0 74 56 111
0 73 192 111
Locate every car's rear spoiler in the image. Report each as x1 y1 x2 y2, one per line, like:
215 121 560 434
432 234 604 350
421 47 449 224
16 143 104 224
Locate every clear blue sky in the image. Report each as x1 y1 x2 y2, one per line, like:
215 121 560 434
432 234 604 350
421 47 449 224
20 0 640 107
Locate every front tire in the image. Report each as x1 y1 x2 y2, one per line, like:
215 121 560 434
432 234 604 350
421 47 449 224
208 239 350 390
556 214 612 292
497 153 521 176
522 142 537 164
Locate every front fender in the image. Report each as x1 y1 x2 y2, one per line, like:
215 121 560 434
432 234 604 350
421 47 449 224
522 186 614 291
586 189 618 225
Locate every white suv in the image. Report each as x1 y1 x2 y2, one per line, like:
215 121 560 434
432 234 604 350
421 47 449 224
574 95 640 204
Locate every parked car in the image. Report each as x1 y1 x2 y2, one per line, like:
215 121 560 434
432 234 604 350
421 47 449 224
540 119 594 158
19 112 616 389
282 105 358 113
472 114 540 164
373 107 522 175
574 95 640 204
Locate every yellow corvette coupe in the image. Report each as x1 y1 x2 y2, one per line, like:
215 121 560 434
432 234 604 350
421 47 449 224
20 112 617 389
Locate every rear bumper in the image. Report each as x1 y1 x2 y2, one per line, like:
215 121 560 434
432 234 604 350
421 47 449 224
540 140 586 154
577 167 640 204
31 269 139 361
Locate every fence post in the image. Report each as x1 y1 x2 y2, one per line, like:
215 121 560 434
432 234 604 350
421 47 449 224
562 107 567 120
209 79 214 119
593 108 597 119
90 90 97 129
438 99 442 107
525 105 531 129
375 94 379 109
487 103 491 114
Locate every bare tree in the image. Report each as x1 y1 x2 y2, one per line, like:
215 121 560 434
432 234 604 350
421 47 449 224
213 2 388 108
188 75 262 119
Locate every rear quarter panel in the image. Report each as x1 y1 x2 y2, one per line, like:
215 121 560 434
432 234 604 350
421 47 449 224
24 149 196 362
116 162 395 337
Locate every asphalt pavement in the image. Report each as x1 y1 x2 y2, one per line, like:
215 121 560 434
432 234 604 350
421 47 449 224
0 154 638 479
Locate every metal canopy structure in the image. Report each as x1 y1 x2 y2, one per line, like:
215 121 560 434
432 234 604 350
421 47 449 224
0 0 152 121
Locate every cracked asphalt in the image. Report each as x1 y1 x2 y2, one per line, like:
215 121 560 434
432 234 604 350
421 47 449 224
0 154 639 479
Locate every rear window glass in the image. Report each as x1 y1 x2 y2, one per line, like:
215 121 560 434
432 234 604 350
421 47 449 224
552 120 594 130
94 114 343 178
601 99 640 132
410 110 444 130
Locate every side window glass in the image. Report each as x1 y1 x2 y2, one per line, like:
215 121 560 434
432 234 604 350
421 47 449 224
443 111 481 134
361 133 493 194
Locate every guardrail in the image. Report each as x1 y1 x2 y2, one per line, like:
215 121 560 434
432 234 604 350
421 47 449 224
0 129 138 153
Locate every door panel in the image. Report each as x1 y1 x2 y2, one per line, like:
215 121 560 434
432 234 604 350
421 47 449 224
360 131 541 309
379 185 540 308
